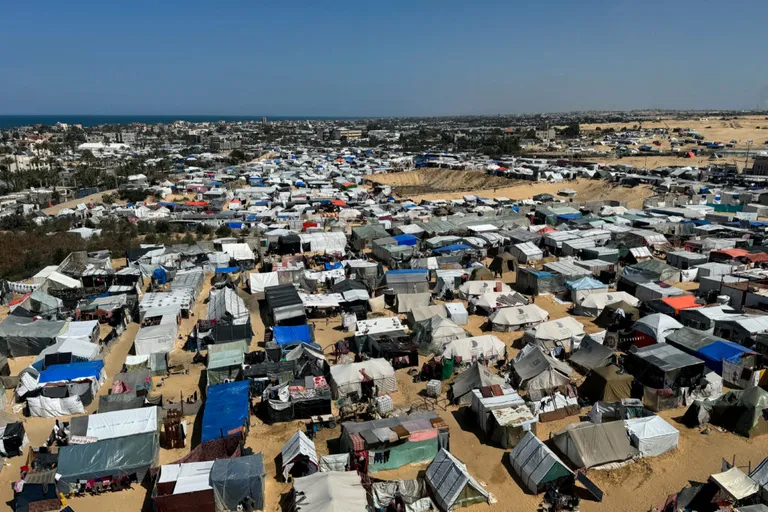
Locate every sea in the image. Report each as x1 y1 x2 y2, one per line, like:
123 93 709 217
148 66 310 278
0 115 359 129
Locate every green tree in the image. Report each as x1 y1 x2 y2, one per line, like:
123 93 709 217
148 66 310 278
562 122 580 138
216 224 232 237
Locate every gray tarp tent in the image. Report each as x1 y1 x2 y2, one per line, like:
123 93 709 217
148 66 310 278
210 454 266 512
553 421 637 469
0 315 66 357
451 362 507 406
568 336 614 373
509 431 574 494
57 432 159 484
426 448 490 511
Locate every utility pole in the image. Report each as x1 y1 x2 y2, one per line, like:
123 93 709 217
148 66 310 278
745 140 753 172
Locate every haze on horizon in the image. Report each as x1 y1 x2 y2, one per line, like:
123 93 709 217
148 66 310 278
2 0 767 117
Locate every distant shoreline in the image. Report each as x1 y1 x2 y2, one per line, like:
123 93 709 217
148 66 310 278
0 114 364 129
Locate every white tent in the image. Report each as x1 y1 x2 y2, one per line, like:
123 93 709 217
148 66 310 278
221 243 255 262
298 232 347 253
488 304 549 332
33 338 100 368
528 317 586 352
624 415 679 458
207 287 249 325
134 323 177 355
293 471 367 512
574 291 640 317
442 335 506 362
632 313 683 344
83 406 158 441
46 271 82 289
56 320 100 344
329 359 397 399
249 271 279 298
445 302 468 325
458 280 511 299
281 430 318 480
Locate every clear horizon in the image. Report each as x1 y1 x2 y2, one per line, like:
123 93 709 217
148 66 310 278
3 0 768 116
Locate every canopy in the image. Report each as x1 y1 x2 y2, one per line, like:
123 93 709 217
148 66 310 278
710 467 759 501
426 449 489 511
0 315 67 357
553 421 637 469
293 471 367 512
201 380 250 443
509 432 573 494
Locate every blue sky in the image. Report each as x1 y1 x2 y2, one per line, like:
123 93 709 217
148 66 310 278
2 0 767 116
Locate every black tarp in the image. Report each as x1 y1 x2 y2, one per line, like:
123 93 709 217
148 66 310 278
99 393 146 412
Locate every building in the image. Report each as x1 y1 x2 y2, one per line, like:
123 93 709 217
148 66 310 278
332 128 362 140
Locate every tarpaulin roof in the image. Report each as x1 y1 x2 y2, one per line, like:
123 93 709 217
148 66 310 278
569 336 614 371
566 277 607 291
659 295 701 313
426 448 489 511
710 467 759 500
211 454 266 512
281 430 318 479
434 243 472 254
293 471 367 512
273 324 312 346
509 431 573 494
39 360 104 384
553 421 637 469
201 380 250 443
57 431 158 483
392 234 418 246
697 340 755 373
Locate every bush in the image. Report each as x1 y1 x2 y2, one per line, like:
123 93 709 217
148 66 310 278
216 224 232 237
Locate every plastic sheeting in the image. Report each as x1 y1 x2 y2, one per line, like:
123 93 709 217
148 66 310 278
426 449 489 511
293 471 367 512
57 432 159 483
207 288 249 326
442 335 506 362
32 337 100 371
329 359 397 399
201 380 250 443
281 430 318 480
489 305 549 331
0 315 67 357
210 454 266 512
134 323 177 355
624 415 679 458
83 407 158 441
39 360 104 384
56 320 99 344
27 395 85 418
318 453 349 472
553 421 637 469
509 431 573 494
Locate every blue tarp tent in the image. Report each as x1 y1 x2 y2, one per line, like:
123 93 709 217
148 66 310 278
153 267 168 285
228 222 243 229
566 276 606 290
556 213 583 221
324 262 342 270
273 324 312 347
696 340 755 375
158 201 177 208
39 360 104 384
201 380 250 443
387 269 429 276
434 244 472 254
215 266 241 274
392 234 419 246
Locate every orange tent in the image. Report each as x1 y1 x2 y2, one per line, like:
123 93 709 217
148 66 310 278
660 295 701 316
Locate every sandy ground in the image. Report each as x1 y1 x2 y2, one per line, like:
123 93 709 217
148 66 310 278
369 172 654 208
3 257 768 512
42 189 117 215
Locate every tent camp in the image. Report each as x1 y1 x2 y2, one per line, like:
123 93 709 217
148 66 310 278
281 430 318 480
206 344 245 387
509 431 574 494
69 406 158 443
207 287 250 325
511 344 574 400
134 323 177 356
293 471 368 512
426 448 490 511
414 316 468 355
441 335 506 363
579 365 633 403
568 336 614 373
553 421 637 469
488 304 549 332
329 359 397 399
574 292 640 317
624 415 679 458
451 362 507 405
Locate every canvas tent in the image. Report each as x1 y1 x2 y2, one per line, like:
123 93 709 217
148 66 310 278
293 471 368 512
575 292 639 317
210 454 266 512
632 313 683 344
624 415 679 458
57 432 159 484
281 430 318 480
426 449 490 511
329 359 397 399
207 287 249 325
488 304 549 332
414 316 468 356
594 301 641 329
441 335 506 363
525 316 585 354
684 386 768 438
553 421 637 469
451 362 507 405
32 337 100 372
134 323 177 356
509 431 574 494
512 344 574 401
578 365 633 403
569 336 614 373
